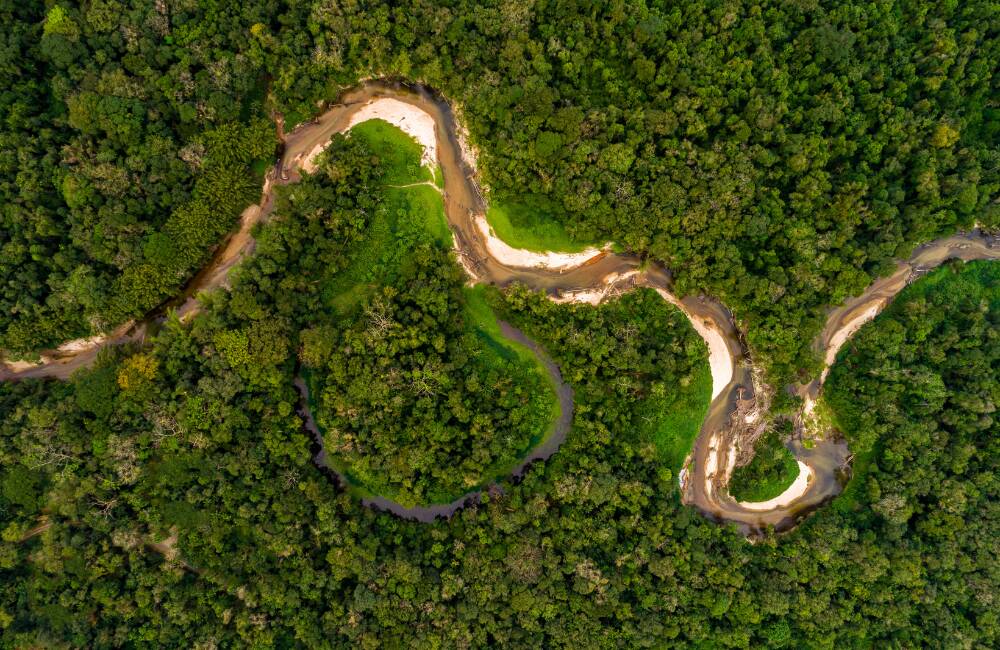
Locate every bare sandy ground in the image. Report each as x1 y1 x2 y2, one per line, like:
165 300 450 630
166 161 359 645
450 103 481 175
548 271 640 305
652 288 733 400
4 359 42 372
57 334 111 354
548 289 606 306
301 98 437 173
348 97 438 167
475 214 607 271
736 461 812 510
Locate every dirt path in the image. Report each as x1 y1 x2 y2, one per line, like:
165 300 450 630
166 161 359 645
3 80 998 533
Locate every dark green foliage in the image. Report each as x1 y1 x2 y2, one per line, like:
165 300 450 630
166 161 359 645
729 421 799 502
271 0 999 388
827 261 1000 516
4 253 997 647
2 0 1000 646
2 178 999 649
312 249 555 506
497 285 711 472
102 119 273 327
0 1 274 356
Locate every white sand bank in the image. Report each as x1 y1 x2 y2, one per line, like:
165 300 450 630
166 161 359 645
300 97 439 174
737 461 813 510
348 97 438 167
824 303 882 370
653 289 733 400
475 215 605 271
57 334 109 354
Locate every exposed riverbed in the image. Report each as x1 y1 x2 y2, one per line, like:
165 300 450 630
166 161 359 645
3 80 998 533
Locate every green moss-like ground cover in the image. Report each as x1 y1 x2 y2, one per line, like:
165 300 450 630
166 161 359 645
728 424 800 502
306 120 561 506
485 194 597 253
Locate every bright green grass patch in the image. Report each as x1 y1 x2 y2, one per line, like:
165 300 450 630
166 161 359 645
485 194 596 253
464 285 528 361
349 119 432 185
728 425 800 502
638 361 713 473
322 122 449 315
323 185 449 314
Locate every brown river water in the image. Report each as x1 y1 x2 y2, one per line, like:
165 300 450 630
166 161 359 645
3 80 998 532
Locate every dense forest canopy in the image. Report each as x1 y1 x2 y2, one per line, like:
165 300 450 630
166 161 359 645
262 0 1000 386
2 0 999 646
1 0 274 356
2 235 996 646
290 122 562 506
2 0 996 386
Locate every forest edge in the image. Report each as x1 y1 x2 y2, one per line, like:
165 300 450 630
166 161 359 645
2 80 999 535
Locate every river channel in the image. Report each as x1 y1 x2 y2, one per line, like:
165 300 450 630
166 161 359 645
2 80 998 532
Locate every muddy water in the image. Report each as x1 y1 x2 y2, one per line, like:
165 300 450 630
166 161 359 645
293 320 573 522
800 232 1000 407
3 80 998 532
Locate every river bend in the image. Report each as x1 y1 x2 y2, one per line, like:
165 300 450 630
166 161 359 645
3 80 998 532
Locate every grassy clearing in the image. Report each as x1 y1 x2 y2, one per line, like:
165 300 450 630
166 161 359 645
464 286 528 361
307 121 561 505
639 362 712 473
485 194 596 253
321 183 450 314
728 425 799 502
348 119 432 185
322 122 449 315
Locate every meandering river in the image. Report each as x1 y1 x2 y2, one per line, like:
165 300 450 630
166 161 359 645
294 321 574 522
2 80 998 532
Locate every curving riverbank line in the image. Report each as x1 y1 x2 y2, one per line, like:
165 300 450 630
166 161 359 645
294 321 574 522
682 229 1000 533
2 79 998 533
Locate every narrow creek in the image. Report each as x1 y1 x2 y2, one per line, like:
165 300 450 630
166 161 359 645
294 321 574 522
2 79 998 532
